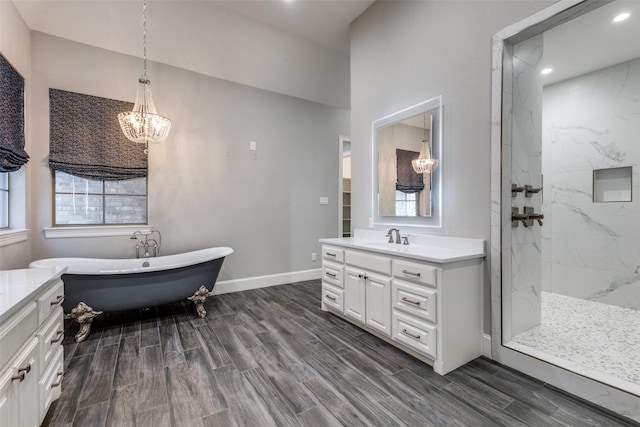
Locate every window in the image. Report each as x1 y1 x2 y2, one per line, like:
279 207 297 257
54 171 146 225
395 190 418 217
0 173 8 228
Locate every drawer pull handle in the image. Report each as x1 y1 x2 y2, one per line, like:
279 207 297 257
401 297 421 306
11 371 26 382
325 272 337 278
51 371 64 388
325 252 337 257
11 364 32 382
402 270 421 277
50 295 65 306
401 329 421 341
325 295 336 302
51 330 65 344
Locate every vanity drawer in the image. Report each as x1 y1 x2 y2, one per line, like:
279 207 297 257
322 261 343 288
392 311 437 360
0 302 38 368
392 280 436 323
40 345 64 420
322 286 344 312
392 259 436 288
37 280 65 323
38 307 64 373
345 250 391 275
323 246 344 263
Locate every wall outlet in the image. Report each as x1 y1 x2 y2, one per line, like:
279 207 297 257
320 197 329 205
250 141 257 151
311 252 317 262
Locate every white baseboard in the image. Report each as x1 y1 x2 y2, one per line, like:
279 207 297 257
212 268 322 295
482 333 492 358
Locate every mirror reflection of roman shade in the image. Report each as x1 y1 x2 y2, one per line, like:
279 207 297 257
49 89 146 180
396 149 425 193
0 54 29 172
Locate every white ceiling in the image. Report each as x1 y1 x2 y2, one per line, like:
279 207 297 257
543 0 640 86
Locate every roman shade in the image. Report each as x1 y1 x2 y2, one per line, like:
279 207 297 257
396 149 424 193
0 53 29 172
49 89 147 180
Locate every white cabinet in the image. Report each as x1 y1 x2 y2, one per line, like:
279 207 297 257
321 247 345 313
0 269 65 427
320 243 482 375
343 250 392 336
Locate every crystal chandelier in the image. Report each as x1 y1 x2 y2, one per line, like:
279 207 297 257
412 112 439 174
118 0 171 152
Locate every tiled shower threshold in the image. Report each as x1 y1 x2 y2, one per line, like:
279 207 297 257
507 292 640 397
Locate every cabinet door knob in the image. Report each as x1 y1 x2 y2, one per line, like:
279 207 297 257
325 252 336 257
325 272 336 278
325 294 336 302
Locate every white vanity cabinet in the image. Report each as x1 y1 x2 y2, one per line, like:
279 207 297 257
343 250 392 336
321 247 345 313
320 234 484 376
0 268 66 427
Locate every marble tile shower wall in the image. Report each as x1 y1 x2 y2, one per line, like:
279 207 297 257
510 34 544 337
542 56 640 310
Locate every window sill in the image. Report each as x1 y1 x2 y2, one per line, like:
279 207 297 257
0 229 29 247
43 225 152 239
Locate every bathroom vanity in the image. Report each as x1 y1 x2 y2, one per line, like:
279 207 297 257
0 267 66 427
320 230 485 375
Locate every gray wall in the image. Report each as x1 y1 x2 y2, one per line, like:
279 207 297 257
0 0 31 270
350 0 554 334
25 32 349 281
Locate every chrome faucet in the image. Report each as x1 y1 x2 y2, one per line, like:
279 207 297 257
386 228 401 244
130 229 162 258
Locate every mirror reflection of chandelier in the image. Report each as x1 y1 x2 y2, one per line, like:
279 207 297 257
412 112 438 174
118 0 171 153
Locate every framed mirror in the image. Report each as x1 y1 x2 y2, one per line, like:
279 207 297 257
372 95 442 228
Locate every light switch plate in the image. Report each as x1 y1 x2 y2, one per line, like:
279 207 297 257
320 197 329 205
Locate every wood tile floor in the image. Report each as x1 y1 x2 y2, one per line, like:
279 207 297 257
42 280 637 427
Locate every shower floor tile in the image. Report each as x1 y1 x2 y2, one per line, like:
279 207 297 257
510 292 640 394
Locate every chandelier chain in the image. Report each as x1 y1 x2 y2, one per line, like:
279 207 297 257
142 0 148 81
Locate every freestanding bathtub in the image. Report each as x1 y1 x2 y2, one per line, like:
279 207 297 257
29 247 233 341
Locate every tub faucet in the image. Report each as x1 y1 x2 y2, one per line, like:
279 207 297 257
130 229 162 258
386 228 401 244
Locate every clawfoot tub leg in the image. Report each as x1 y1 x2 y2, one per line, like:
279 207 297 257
65 302 103 343
188 286 211 318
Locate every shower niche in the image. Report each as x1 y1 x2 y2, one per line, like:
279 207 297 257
593 166 632 203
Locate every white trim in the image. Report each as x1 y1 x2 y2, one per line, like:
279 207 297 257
43 225 153 239
482 333 492 359
0 229 29 247
212 268 321 295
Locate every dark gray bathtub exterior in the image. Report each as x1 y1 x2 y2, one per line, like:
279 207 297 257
61 257 225 313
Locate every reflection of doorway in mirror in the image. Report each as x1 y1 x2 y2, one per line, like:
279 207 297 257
339 136 351 237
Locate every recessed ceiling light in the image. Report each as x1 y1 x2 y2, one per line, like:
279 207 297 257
613 12 630 22
541 68 553 75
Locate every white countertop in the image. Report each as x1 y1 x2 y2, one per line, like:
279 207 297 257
0 267 67 324
320 229 485 264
